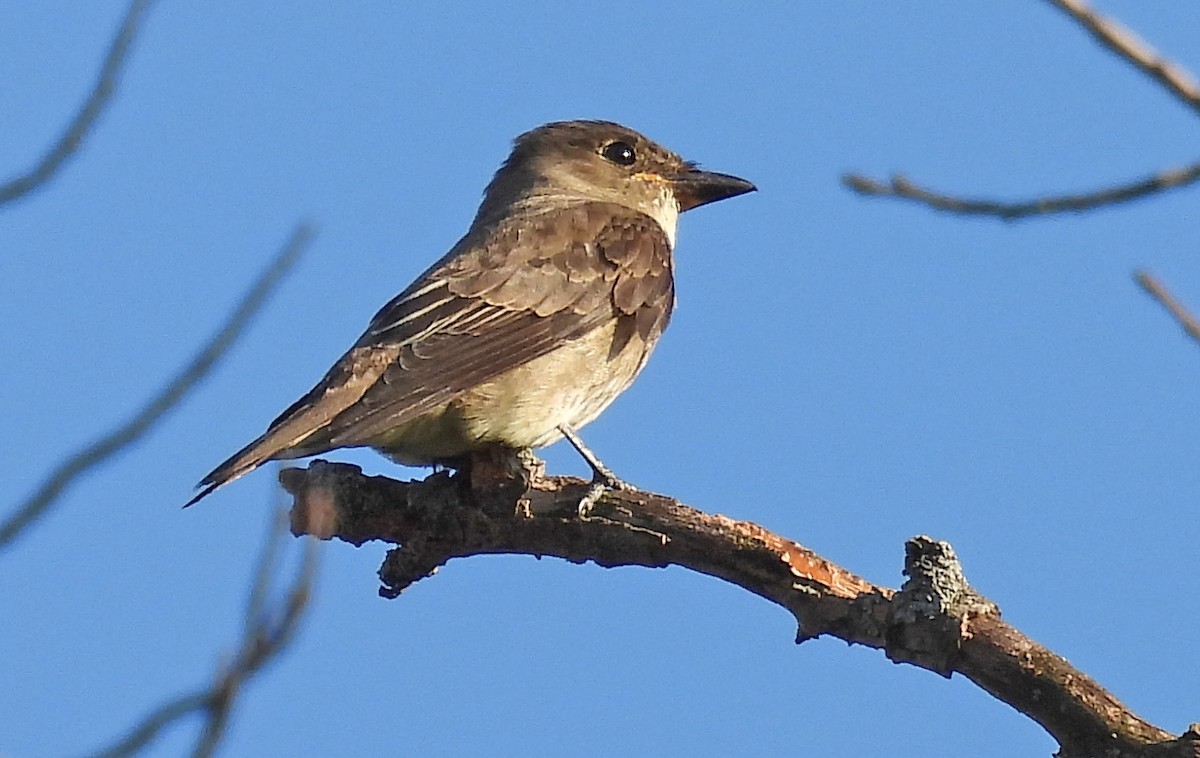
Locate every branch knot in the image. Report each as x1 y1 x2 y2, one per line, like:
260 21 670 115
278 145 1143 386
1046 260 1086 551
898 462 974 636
885 535 1000 676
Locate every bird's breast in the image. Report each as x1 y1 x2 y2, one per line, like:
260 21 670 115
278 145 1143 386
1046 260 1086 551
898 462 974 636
374 319 658 464
455 318 658 449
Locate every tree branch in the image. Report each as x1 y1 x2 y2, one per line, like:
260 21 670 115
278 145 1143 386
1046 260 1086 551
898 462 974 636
842 161 1200 220
0 224 314 550
0 0 157 207
1135 271 1200 349
845 2 1200 219
1044 0 1200 117
281 460 1200 758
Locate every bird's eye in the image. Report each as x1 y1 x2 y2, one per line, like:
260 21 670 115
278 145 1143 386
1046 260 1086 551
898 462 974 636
601 141 637 166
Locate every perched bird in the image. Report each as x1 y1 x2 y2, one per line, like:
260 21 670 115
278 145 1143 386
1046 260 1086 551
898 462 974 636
187 120 754 508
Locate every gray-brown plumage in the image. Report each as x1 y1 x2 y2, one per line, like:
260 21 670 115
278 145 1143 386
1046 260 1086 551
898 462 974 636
187 120 753 506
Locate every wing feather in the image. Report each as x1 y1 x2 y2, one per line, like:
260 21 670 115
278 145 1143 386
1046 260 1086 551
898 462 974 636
191 201 675 498
319 202 675 447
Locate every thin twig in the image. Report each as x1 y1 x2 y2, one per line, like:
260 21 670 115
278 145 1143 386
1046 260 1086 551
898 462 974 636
1135 271 1200 348
846 1 1200 219
83 510 319 758
88 692 211 758
190 529 317 758
244 504 288 634
0 0 156 206
843 161 1200 220
1045 0 1200 117
0 224 314 550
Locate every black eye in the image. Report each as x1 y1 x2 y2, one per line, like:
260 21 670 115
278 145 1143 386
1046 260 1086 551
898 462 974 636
601 141 637 166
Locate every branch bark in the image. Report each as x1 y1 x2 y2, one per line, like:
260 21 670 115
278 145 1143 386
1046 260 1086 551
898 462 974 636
281 460 1198 758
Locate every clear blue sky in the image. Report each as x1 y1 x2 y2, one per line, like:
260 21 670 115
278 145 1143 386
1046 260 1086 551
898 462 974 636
3 2 1198 756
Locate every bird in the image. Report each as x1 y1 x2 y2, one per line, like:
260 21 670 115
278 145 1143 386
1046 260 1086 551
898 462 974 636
187 119 754 509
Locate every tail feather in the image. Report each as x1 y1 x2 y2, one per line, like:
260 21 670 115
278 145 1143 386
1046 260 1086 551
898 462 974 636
184 412 331 507
185 344 402 507
183 432 281 507
183 481 223 509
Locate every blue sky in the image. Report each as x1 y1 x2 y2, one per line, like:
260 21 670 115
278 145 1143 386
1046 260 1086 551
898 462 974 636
3 2 1198 756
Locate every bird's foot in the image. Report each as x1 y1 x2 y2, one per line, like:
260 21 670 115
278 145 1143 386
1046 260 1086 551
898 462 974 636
576 470 635 519
557 424 636 518
514 447 547 484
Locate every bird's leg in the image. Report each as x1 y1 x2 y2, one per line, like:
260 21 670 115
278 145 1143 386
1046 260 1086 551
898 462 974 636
557 424 634 518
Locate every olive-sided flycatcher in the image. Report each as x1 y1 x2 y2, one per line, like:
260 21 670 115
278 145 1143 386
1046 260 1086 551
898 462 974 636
187 120 754 507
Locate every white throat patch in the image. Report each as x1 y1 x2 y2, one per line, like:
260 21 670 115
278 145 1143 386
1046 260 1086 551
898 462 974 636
646 189 680 249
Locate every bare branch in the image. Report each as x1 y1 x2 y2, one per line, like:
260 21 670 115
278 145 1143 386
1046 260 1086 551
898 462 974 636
0 0 156 207
190 524 317 758
1 224 314 550
1135 271 1200 348
244 500 290 634
1044 0 1200 117
88 692 211 758
83 510 318 758
842 161 1200 220
281 460 1200 758
846 3 1200 219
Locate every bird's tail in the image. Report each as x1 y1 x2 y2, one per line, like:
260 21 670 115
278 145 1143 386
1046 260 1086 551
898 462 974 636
183 433 281 507
183 411 330 507
184 345 390 507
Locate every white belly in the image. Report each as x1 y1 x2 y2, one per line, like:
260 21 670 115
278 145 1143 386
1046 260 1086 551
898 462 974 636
374 320 656 464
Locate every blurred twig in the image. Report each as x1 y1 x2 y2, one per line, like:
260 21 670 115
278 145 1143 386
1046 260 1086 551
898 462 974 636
0 224 314 550
86 509 319 758
88 693 211 758
1135 271 1200 347
1045 0 1200 117
189 522 317 758
845 1 1200 219
0 0 156 207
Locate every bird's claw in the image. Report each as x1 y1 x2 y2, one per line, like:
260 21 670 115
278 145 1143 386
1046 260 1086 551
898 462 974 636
556 423 637 519
576 470 634 519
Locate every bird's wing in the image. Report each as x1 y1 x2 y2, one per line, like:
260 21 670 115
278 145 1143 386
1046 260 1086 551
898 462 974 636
323 201 676 445
188 202 673 503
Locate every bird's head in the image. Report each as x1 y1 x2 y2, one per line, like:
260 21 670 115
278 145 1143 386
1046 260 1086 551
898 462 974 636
477 120 755 243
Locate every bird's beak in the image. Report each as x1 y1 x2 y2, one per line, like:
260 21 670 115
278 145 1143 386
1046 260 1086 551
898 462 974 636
670 167 756 212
